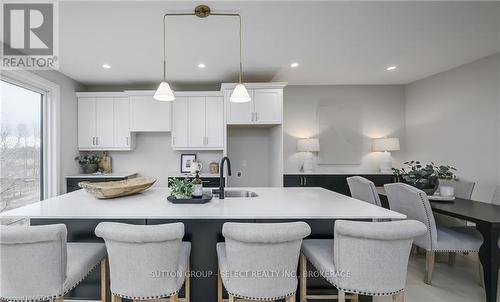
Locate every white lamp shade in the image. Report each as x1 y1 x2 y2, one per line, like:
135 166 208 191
297 138 320 152
154 82 175 101
230 84 251 103
372 137 400 152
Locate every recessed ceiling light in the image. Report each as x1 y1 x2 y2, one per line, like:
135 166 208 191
197 63 206 69
102 64 111 69
386 65 397 71
290 62 299 68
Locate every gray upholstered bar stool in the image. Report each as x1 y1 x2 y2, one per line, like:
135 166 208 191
346 176 382 207
217 222 311 302
0 224 108 302
95 222 190 302
300 220 426 302
384 183 482 284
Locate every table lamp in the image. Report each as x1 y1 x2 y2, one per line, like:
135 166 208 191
297 138 320 173
372 137 400 173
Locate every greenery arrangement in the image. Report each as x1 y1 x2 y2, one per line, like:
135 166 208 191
169 177 194 199
74 154 102 165
392 161 457 195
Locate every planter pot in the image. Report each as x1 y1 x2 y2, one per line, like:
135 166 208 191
81 163 98 174
412 177 439 196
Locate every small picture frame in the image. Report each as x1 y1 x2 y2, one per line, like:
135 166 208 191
180 154 197 173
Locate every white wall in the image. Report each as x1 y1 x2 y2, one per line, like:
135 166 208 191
404 54 500 202
108 132 223 186
31 70 85 193
283 85 406 174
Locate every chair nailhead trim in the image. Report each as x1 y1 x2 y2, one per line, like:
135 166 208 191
0 256 105 302
112 290 180 300
226 290 296 301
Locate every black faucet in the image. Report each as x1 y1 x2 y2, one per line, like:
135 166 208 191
217 156 232 199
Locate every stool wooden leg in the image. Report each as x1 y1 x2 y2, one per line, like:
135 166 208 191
101 257 109 302
286 294 296 302
218 269 223 302
111 295 122 302
170 293 179 302
228 294 235 302
392 292 404 302
338 290 346 302
299 253 307 302
425 251 435 285
185 260 190 302
55 298 64 302
351 294 359 302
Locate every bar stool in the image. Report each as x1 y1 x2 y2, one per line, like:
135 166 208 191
300 220 426 302
95 222 190 302
217 222 311 302
0 224 108 302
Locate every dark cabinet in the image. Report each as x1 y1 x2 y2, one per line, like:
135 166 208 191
168 177 224 188
283 174 394 196
66 177 128 193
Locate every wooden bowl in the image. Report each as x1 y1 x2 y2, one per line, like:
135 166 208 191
79 177 157 199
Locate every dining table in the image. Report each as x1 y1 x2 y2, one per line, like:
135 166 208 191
377 186 500 302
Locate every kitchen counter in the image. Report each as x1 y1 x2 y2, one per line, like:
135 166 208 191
0 187 405 220
65 172 138 179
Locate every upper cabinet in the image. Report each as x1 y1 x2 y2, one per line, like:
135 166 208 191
77 92 134 151
127 91 172 132
171 92 224 150
222 83 286 125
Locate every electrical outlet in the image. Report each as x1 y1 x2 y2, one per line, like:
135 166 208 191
236 171 242 177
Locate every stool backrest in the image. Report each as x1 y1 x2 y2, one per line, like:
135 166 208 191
333 220 426 294
0 224 67 300
384 183 437 250
95 222 184 298
222 222 311 298
347 176 382 206
439 179 475 199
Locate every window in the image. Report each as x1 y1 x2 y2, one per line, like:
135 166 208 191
1 80 43 212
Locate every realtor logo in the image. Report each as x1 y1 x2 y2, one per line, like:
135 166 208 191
1 2 59 69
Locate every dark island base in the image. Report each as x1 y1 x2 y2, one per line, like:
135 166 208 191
32 218 373 302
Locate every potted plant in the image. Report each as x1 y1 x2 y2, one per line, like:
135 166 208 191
169 177 194 199
75 154 102 174
392 161 457 195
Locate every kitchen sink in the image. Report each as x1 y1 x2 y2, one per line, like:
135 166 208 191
223 190 259 198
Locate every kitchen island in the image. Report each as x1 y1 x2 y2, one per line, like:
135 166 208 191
1 187 405 301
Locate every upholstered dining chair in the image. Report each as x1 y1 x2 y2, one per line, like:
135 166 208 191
384 183 482 284
300 220 426 302
95 222 190 302
216 222 311 302
0 224 108 302
347 176 382 207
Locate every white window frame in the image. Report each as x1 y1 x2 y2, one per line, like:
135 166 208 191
1 70 61 199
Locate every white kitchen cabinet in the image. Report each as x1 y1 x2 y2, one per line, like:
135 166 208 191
129 93 172 132
77 93 134 151
171 93 224 150
222 83 286 125
171 96 189 148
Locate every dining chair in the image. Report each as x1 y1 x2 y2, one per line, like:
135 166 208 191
384 183 482 284
347 176 382 207
0 224 108 302
95 222 190 302
217 222 311 302
300 220 426 302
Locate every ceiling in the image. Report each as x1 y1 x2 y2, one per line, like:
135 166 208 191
58 1 500 86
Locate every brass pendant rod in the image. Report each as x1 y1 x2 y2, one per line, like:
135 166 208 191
161 8 243 84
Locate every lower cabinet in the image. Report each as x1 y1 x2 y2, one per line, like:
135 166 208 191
167 177 224 188
283 174 394 196
66 177 128 193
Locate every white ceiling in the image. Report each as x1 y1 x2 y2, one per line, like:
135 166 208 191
58 1 500 86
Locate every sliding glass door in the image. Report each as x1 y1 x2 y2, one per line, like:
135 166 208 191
0 80 43 212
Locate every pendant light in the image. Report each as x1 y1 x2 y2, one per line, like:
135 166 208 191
155 5 250 103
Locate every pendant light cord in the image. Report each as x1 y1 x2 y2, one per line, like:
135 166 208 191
162 10 243 84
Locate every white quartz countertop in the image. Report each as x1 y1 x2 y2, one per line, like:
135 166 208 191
0 187 405 220
65 172 138 179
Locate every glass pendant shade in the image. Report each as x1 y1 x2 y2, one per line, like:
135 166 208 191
154 82 175 101
230 83 251 103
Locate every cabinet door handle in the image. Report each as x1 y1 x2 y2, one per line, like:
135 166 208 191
255 112 258 122
251 112 254 122
92 137 95 145
126 137 129 146
304 177 307 185
205 136 208 145
173 136 175 145
96 137 99 145
300 177 303 186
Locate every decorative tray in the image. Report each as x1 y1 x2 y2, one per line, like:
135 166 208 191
79 177 156 199
167 194 213 204
428 194 455 201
